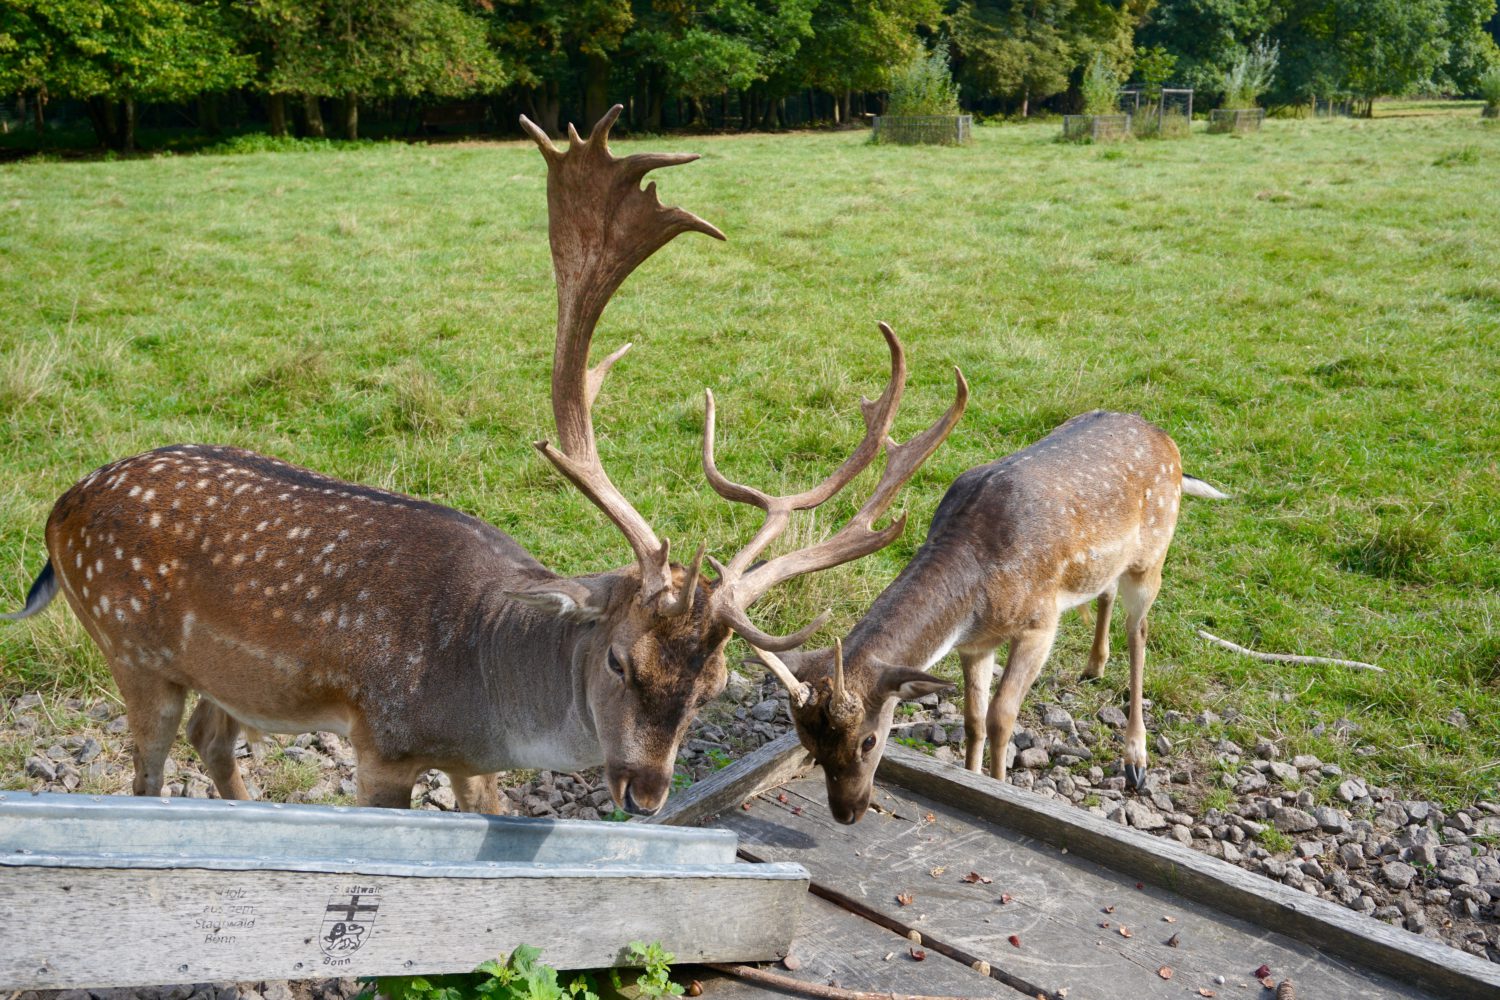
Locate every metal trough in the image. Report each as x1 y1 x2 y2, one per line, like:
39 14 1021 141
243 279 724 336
0 792 809 990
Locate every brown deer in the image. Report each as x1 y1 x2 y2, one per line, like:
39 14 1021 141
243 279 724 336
1 106 964 816
753 410 1228 823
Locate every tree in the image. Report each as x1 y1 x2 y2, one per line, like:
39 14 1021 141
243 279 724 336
488 0 632 136
1134 0 1277 95
627 0 814 128
253 0 506 140
793 0 942 122
0 0 249 149
950 0 1075 116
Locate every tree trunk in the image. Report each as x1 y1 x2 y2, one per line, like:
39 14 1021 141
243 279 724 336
197 93 221 135
527 83 561 137
302 94 325 137
85 96 118 150
583 54 610 128
840 90 852 124
646 70 664 131
118 98 136 153
340 94 358 140
267 94 287 137
32 91 45 137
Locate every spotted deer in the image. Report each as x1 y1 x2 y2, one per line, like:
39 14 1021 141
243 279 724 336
753 410 1228 823
2 106 964 816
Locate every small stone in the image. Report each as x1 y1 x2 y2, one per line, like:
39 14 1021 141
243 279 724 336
24 756 57 782
1125 800 1168 831
1339 843 1366 869
724 671 756 702
749 698 780 722
1254 738 1279 760
1267 761 1299 784
1436 864 1479 887
1041 705 1075 731
1381 861 1418 891
1273 807 1319 834
1405 910 1428 933
1097 706 1127 729
1018 747 1050 769
1292 754 1322 770
1314 806 1348 833
1194 709 1220 727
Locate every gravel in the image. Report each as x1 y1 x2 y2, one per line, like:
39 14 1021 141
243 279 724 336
4 672 1498 1000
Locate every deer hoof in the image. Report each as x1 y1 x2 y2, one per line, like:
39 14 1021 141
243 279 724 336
1078 671 1104 684
1123 763 1147 791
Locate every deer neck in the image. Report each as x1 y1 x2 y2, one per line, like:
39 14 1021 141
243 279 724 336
843 543 973 677
471 594 605 773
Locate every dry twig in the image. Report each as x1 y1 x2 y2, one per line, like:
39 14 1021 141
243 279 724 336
1196 630 1383 673
705 963 987 1000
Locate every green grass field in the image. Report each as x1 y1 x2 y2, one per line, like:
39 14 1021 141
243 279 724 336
2 108 1497 805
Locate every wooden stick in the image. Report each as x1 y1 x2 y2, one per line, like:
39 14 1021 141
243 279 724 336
1196 630 1384 673
704 963 987 1000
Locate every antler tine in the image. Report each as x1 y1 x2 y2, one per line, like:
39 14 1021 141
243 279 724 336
717 602 831 653
530 103 722 600
704 323 908 582
660 544 706 618
747 645 811 708
726 363 969 610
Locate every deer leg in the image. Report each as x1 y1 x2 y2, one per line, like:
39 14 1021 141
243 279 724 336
959 648 995 773
186 698 251 799
451 772 505 814
1118 567 1162 791
1081 584 1117 681
112 667 187 797
349 732 420 809
985 617 1059 781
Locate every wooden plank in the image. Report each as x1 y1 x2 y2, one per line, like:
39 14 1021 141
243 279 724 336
649 733 813 829
0 864 807 990
689 894 1010 1000
720 774 1441 1000
878 747 1500 1000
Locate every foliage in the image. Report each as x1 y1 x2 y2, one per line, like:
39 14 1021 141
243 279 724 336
886 38 961 115
611 942 684 999
1481 63 1500 105
371 945 599 1000
1079 52 1120 113
949 0 1074 114
1219 37 1278 108
794 0 942 98
1134 44 1178 98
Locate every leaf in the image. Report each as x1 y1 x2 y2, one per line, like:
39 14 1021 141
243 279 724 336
1157 966 1173 980
1198 990 1217 998
929 865 947 877
1119 926 1133 938
1102 904 1116 913
1166 932 1181 948
924 812 935 822
961 871 992 884
1008 934 1021 948
1099 921 1111 929
896 892 914 906
1135 882 1145 889
1260 977 1276 990
1254 965 1272 980
1000 893 1013 904
741 801 751 810
777 792 789 803
1162 915 1177 923
909 948 926 961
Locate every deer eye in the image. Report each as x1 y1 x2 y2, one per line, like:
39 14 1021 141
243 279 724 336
861 735 877 754
607 649 627 679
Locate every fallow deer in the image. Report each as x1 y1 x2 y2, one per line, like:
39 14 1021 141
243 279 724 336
2 106 964 816
753 410 1228 823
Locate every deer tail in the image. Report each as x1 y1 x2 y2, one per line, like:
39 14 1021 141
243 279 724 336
2 561 59 621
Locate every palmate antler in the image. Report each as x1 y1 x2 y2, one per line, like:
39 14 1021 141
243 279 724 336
705 325 970 650
520 104 724 603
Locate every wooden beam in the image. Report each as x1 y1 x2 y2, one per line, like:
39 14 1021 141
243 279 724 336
877 746 1500 1000
648 733 814 828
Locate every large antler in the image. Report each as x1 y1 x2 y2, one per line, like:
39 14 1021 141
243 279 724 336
705 324 969 650
521 104 725 601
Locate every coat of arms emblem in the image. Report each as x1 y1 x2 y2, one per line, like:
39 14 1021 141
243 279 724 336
320 887 380 959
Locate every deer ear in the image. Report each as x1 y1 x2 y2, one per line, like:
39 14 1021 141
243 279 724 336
877 666 952 702
506 577 614 622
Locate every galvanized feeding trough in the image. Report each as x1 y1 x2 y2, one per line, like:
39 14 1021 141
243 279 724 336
0 792 808 990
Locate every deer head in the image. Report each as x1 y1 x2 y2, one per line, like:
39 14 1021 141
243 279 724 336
755 641 954 824
513 107 963 815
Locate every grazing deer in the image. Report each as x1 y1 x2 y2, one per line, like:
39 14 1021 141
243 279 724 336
753 410 1228 824
1 106 964 816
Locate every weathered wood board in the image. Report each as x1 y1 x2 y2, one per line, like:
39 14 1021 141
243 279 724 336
689 894 1011 1000
878 748 1500 1000
0 863 807 990
0 792 809 991
721 774 1433 1000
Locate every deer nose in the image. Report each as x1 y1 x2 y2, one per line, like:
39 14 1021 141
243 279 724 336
621 784 662 817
